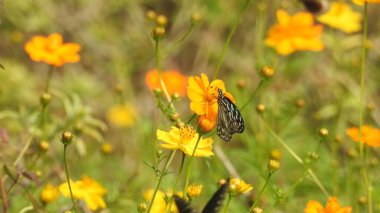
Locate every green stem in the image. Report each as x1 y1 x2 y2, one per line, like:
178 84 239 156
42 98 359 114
250 173 272 210
240 79 265 111
359 3 372 213
63 145 78 213
147 150 176 213
183 133 202 195
213 0 251 80
44 66 54 93
261 116 330 197
165 152 186 213
222 194 232 213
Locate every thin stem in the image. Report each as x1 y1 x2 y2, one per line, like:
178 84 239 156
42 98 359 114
44 66 54 93
261 116 330 197
165 152 186 213
213 0 251 80
183 133 202 195
250 173 272 210
359 3 372 213
222 194 232 213
12 135 34 166
214 144 240 178
155 39 172 104
240 79 265 111
147 150 176 213
63 145 78 213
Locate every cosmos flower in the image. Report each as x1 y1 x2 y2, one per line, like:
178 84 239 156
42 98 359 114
59 176 107 211
24 33 80 67
304 197 352 213
187 74 235 131
317 2 362 33
156 125 214 157
265 10 324 55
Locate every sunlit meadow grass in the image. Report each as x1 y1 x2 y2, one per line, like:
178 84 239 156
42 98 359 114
1 0 380 212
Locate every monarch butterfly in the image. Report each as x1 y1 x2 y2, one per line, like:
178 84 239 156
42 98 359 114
216 88 244 142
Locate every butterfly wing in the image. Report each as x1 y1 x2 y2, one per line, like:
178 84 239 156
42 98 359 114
217 98 232 142
216 89 244 142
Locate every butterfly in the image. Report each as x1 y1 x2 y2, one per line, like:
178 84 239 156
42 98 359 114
216 88 244 142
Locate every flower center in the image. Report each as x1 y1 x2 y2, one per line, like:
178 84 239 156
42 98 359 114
179 125 196 141
207 85 219 102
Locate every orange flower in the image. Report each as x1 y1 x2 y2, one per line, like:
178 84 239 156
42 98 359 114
187 74 234 132
265 10 324 55
305 197 352 213
24 33 80 67
353 0 380 5
145 69 187 96
347 125 380 147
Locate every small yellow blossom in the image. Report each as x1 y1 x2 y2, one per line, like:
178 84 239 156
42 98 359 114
59 176 107 211
41 184 59 204
101 142 113 154
317 2 361 34
156 125 214 157
187 183 203 199
24 33 80 67
229 178 253 195
144 189 178 213
305 197 352 213
352 0 380 5
265 10 324 55
347 125 380 147
107 104 136 128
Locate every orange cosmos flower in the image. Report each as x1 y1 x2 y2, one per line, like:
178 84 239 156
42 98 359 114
187 74 235 132
24 33 80 67
353 0 380 5
347 125 380 147
305 197 352 213
145 69 187 96
265 10 324 55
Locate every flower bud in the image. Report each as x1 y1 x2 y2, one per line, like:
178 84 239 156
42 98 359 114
358 196 367 205
156 15 168 26
319 128 328 137
39 141 49 152
191 12 202 24
152 27 165 40
237 79 247 89
296 98 305 108
256 104 266 113
268 159 280 174
138 203 147 213
115 83 124 93
40 93 52 106
251 207 263 213
146 10 156 21
260 66 274 79
270 149 281 160
60 131 73 146
101 143 113 154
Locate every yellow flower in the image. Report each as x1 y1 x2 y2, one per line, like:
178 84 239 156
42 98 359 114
187 73 235 131
24 33 80 67
304 197 352 213
41 184 59 204
145 69 188 96
346 125 380 147
156 125 214 157
317 2 361 34
59 176 107 211
187 183 202 199
265 10 324 55
144 189 178 213
101 142 113 154
229 178 253 195
353 0 380 5
107 104 136 128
